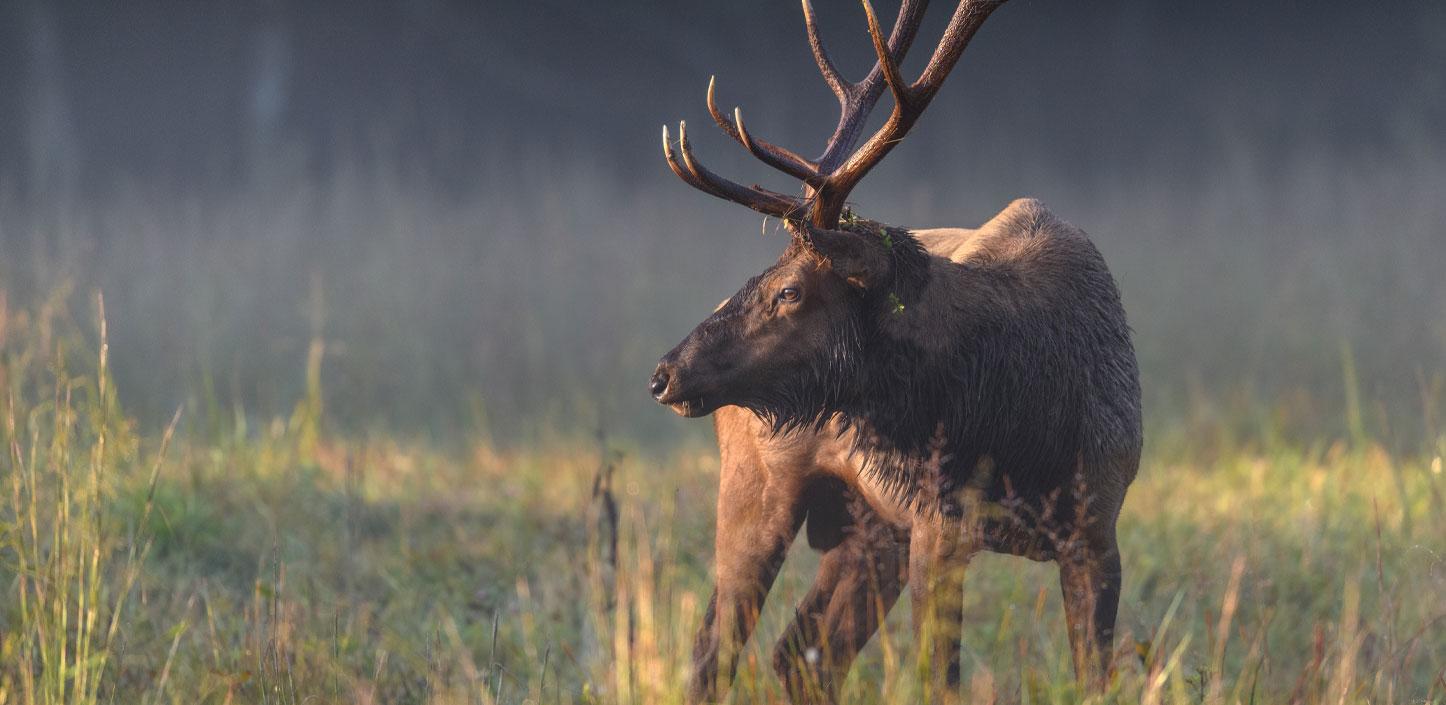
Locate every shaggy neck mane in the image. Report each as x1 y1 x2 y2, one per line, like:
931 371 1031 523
754 220 939 465
838 226 962 499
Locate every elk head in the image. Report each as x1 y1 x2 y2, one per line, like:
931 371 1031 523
651 0 1008 422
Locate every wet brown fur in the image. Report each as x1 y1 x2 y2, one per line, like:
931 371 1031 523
681 199 1141 703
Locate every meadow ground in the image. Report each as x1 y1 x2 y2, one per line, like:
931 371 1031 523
1 299 1444 705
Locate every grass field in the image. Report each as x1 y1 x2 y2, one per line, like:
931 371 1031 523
1 292 1443 705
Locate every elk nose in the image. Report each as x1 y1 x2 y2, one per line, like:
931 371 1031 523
649 368 671 400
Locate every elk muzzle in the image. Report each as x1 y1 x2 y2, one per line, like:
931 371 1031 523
651 319 743 420
650 356 720 418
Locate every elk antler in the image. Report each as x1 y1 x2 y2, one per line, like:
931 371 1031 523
662 0 1009 229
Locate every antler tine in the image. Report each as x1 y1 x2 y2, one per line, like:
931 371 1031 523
705 77 821 184
662 124 710 193
663 122 805 218
810 0 929 176
912 1 1006 99
861 1 910 111
801 0 849 101
811 0 1008 227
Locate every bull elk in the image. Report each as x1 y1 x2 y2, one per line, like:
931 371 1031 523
651 0 1142 702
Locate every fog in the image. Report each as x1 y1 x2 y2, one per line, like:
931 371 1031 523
1 1 1443 448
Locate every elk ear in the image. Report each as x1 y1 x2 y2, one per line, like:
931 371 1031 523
806 226 893 290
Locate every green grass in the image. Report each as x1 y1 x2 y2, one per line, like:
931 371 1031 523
1 298 1444 705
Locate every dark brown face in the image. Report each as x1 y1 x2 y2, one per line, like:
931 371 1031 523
650 250 860 418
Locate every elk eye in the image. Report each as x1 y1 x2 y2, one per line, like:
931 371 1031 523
777 287 800 303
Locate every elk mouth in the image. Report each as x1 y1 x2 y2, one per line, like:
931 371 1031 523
658 388 722 417
666 396 714 418
655 382 720 417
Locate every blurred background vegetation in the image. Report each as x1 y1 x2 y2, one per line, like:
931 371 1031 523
1 0 1442 449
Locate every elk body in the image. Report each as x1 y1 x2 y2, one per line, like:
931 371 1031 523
652 1 1142 701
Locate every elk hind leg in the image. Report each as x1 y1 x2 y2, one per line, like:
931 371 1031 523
910 519 975 705
1057 531 1121 689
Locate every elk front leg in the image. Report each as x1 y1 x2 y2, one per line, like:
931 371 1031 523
1058 529 1122 689
686 452 807 704
772 487 910 703
910 519 976 705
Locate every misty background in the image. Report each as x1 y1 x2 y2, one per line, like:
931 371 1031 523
1 1 1443 449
